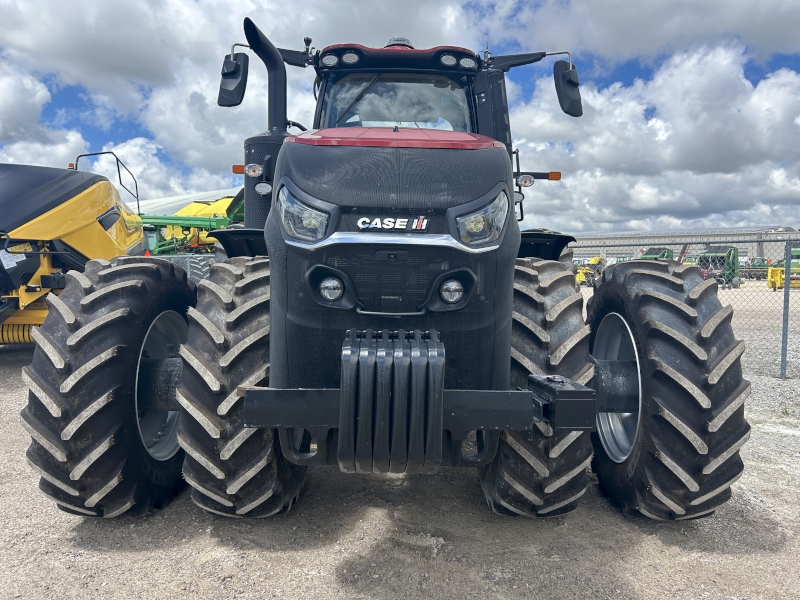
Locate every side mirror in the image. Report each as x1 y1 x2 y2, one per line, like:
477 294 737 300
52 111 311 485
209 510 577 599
554 59 582 117
218 52 249 107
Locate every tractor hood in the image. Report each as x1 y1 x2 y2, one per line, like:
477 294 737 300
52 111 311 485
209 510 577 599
275 127 512 210
0 163 105 234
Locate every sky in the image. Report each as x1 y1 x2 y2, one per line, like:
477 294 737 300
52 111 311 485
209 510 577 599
1 0 799 234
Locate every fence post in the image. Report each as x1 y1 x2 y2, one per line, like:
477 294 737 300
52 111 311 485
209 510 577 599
780 240 791 379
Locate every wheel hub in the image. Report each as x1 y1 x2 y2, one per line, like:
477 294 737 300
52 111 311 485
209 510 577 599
135 311 188 461
592 312 642 463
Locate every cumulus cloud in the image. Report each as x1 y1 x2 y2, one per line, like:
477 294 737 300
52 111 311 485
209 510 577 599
0 59 53 142
0 129 88 167
86 137 237 201
476 0 800 63
512 44 800 232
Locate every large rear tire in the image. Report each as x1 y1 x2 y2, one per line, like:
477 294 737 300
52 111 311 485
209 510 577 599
479 259 594 517
177 257 305 517
21 257 196 517
587 260 750 520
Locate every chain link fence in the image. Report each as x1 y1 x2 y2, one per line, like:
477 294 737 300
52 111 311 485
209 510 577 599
568 236 800 379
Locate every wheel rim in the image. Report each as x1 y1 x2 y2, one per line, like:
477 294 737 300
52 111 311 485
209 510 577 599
592 312 642 463
135 310 188 461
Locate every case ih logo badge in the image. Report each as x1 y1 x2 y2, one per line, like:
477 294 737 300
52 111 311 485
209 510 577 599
357 216 428 231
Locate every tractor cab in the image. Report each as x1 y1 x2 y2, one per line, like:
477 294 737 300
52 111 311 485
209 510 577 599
215 20 581 237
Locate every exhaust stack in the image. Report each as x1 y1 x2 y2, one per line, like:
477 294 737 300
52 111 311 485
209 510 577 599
243 17 288 133
239 18 291 229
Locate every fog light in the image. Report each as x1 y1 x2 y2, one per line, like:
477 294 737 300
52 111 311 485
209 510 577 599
319 277 344 301
440 279 464 304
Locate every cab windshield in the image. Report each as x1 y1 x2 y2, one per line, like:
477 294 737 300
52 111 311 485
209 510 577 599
319 72 472 132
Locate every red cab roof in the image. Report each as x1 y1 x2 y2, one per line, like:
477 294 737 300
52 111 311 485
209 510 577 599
288 127 504 150
320 43 477 56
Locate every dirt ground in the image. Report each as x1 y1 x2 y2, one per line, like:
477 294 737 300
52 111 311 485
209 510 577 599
1 342 799 600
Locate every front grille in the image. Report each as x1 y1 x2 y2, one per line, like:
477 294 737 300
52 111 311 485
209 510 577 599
323 246 475 313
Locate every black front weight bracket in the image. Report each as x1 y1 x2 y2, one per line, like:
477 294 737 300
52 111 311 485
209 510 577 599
242 329 598 473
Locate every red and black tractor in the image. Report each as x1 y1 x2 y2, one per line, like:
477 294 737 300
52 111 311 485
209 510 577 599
22 17 750 522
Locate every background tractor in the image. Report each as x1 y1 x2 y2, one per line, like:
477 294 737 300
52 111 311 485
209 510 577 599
20 17 750 523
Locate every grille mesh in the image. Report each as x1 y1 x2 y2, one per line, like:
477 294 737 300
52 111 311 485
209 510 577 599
323 247 474 313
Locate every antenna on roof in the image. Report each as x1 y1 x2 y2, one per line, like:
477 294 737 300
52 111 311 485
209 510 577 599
484 35 491 61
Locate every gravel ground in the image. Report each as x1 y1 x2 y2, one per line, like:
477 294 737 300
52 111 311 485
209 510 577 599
2 287 799 599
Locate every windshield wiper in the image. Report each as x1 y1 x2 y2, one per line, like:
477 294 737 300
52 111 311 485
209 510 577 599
336 73 382 124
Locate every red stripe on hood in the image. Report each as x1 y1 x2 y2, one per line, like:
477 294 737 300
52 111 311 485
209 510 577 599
288 127 504 150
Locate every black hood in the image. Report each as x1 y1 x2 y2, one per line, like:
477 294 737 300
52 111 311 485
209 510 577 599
0 163 105 233
275 143 512 210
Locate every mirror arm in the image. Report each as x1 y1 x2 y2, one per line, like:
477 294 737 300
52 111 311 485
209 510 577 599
486 51 546 72
231 42 250 56
545 50 572 69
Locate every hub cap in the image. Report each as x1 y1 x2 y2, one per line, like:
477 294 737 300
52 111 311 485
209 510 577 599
592 312 642 463
135 311 188 461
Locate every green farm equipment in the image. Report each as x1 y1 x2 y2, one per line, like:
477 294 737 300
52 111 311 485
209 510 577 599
640 247 673 260
698 245 740 288
740 257 770 280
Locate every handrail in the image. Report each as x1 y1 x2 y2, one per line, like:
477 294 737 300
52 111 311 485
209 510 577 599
72 151 140 215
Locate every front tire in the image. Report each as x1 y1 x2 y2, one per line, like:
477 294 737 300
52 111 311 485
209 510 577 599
21 257 196 517
177 257 305 517
479 259 594 517
588 260 750 520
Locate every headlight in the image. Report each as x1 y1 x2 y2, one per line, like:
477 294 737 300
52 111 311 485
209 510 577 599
277 187 329 242
455 191 509 246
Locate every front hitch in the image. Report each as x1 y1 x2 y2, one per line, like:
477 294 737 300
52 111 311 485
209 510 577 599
242 329 611 473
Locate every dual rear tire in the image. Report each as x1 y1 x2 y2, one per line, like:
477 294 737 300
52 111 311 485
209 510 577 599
588 260 749 520
176 257 305 517
21 257 195 517
480 258 750 520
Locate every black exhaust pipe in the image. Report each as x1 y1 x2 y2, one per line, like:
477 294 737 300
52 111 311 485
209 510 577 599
243 17 287 133
241 18 290 229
